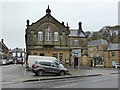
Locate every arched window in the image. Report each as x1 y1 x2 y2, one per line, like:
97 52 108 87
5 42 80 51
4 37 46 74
45 25 52 41
54 32 59 41
38 31 43 41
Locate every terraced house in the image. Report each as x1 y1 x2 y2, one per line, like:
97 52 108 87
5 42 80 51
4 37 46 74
88 39 109 67
25 6 88 66
0 42 2 60
0 39 9 60
104 44 120 67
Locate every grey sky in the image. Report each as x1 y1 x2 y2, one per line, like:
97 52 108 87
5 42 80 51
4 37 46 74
0 0 119 49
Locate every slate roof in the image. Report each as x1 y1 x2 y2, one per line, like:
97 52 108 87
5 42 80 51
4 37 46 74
0 48 2 52
0 41 8 50
88 39 108 47
10 48 24 53
69 29 86 37
0 42 2 49
106 44 120 51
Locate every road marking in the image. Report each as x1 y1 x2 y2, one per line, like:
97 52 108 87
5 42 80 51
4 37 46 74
91 78 111 83
2 82 17 85
53 83 78 88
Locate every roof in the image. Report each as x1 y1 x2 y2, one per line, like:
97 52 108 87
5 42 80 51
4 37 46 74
36 59 55 63
106 44 120 51
88 39 108 47
10 48 24 53
69 29 86 37
0 41 8 50
0 48 2 52
0 42 2 49
28 55 57 60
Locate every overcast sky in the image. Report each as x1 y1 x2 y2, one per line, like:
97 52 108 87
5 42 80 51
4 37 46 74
0 0 119 49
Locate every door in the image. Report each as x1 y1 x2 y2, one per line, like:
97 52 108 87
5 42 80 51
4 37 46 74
74 58 78 66
49 62 59 74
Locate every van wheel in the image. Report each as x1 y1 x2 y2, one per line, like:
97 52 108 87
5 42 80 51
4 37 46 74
59 71 65 76
37 70 43 76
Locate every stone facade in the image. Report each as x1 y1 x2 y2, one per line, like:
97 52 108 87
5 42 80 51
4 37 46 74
104 44 120 67
0 39 9 60
25 6 88 66
88 39 108 67
88 39 120 67
9 48 26 63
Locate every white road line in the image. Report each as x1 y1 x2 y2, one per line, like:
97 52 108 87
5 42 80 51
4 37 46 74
91 78 112 83
2 82 15 85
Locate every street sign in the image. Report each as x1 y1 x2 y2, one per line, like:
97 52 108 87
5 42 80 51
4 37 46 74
65 59 69 64
72 49 81 57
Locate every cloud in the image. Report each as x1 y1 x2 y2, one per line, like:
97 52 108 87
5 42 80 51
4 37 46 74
1 1 118 49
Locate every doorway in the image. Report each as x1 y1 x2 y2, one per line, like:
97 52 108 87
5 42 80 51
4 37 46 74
74 57 78 68
39 53 44 56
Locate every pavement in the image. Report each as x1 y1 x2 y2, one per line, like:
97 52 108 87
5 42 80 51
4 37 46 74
2 64 119 84
13 65 119 82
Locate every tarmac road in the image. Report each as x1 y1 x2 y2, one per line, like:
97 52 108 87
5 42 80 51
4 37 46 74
2 73 118 88
2 64 119 88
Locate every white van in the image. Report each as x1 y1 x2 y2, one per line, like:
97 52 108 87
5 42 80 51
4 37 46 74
27 55 58 68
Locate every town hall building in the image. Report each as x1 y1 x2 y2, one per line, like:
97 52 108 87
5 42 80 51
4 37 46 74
25 6 88 66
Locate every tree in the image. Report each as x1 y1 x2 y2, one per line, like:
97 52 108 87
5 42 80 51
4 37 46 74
112 35 120 43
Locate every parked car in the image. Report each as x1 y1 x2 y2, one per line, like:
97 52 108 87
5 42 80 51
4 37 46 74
0 59 9 65
113 63 120 68
0 59 6 65
32 60 69 76
9 59 14 64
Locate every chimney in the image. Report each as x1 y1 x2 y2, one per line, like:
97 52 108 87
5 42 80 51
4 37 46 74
78 22 82 30
1 39 3 43
62 22 64 25
26 20 30 27
66 22 69 28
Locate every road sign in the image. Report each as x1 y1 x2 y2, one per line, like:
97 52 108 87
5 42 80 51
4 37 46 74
72 49 81 57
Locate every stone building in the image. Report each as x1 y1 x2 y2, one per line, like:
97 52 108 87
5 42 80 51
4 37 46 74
0 39 9 60
104 44 120 67
0 39 8 53
0 42 3 60
25 6 88 66
88 39 108 67
10 48 26 63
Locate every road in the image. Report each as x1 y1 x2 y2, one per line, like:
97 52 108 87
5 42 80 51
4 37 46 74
2 73 118 88
2 64 119 88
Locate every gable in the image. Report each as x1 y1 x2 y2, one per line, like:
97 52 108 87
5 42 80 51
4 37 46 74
27 13 70 35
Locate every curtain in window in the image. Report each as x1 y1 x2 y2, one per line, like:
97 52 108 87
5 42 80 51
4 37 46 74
45 25 52 41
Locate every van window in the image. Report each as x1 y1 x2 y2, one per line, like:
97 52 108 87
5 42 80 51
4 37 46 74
39 62 51 66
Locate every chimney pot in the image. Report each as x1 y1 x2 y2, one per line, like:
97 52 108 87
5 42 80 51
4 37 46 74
26 20 30 27
78 22 82 30
1 39 3 43
62 22 64 25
